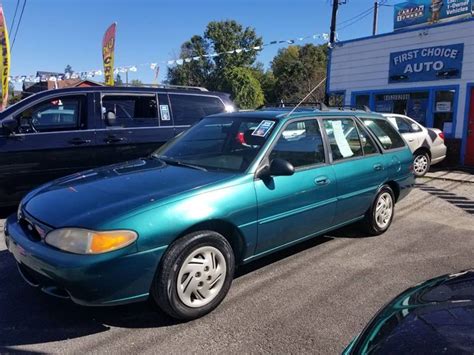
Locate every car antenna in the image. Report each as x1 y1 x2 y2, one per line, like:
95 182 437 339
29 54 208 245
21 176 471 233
285 77 327 117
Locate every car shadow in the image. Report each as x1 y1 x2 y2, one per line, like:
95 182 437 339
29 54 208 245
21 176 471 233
0 224 370 348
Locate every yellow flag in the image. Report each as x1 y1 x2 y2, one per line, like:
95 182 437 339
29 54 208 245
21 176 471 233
102 23 116 86
0 6 10 108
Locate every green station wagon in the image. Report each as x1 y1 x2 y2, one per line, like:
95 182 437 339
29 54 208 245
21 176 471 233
4 108 414 320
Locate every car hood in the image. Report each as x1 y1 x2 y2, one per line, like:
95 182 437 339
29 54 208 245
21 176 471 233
23 158 237 228
347 270 474 354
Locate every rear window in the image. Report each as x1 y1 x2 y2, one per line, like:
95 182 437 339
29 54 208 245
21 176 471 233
169 94 225 126
363 118 406 150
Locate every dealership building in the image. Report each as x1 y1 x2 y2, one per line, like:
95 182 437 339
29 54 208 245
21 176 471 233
327 0 474 166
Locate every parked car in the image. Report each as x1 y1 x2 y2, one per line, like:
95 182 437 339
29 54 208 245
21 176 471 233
382 113 447 177
4 108 414 320
0 85 234 207
344 270 474 354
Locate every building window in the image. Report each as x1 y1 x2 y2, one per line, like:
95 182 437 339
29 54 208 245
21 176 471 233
433 90 455 133
355 94 370 110
374 92 429 125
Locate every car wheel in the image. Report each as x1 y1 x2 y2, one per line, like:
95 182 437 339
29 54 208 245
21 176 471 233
361 186 395 236
413 152 430 177
152 230 235 320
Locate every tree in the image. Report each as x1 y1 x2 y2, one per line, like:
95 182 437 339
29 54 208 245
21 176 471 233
64 64 73 75
168 35 213 87
167 20 263 91
271 44 328 104
222 67 264 109
130 79 143 87
115 74 123 86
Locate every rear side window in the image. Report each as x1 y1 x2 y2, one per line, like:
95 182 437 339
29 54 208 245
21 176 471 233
363 118 406 150
323 118 363 161
102 95 158 127
270 119 325 168
16 95 85 132
169 94 225 126
388 116 421 133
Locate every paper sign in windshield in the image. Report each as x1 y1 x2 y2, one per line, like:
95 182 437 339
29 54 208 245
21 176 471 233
252 120 275 137
332 120 354 158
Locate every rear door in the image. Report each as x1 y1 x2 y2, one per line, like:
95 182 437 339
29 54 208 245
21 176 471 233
255 118 337 253
322 117 387 224
0 93 95 205
94 92 170 166
168 93 226 136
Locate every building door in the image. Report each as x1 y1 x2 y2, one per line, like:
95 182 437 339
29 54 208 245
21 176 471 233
465 88 474 166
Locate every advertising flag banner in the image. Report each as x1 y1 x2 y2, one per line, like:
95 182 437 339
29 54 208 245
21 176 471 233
0 6 10 108
394 0 473 30
102 23 116 86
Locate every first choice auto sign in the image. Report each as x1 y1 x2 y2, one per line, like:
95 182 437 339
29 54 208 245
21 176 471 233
389 43 464 83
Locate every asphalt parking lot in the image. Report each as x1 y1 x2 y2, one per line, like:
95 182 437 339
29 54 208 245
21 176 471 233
1 178 474 354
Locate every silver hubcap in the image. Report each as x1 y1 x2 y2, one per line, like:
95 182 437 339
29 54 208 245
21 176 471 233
414 155 428 175
375 192 393 229
177 246 226 308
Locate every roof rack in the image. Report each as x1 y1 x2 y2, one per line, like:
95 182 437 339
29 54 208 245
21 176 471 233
120 84 208 92
259 101 329 111
331 105 371 112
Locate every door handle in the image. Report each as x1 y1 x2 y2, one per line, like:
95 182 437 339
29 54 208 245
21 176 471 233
407 138 414 142
373 163 383 171
314 176 330 186
68 138 91 145
104 136 125 144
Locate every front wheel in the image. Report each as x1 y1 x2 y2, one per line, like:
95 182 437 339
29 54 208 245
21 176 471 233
151 230 235 320
361 186 395 236
413 152 430 177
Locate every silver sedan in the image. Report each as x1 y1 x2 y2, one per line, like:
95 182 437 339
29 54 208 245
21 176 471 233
383 114 447 177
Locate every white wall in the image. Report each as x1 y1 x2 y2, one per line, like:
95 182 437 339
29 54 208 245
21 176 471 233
329 20 474 139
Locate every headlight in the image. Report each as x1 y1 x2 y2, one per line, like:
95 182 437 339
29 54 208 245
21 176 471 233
45 228 138 254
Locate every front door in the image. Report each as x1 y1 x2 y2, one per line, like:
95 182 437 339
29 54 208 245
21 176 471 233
255 118 337 254
465 88 474 166
0 93 95 205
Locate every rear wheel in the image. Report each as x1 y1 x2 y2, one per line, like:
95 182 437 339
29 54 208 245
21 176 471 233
413 152 430 177
361 185 395 236
151 230 235 320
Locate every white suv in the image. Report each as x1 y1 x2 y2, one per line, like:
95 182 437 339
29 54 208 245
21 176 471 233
383 114 447 177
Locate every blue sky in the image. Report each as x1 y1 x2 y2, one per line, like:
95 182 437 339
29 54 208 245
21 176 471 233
3 0 395 84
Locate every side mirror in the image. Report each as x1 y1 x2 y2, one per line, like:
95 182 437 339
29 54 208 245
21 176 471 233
1 117 18 134
269 158 295 177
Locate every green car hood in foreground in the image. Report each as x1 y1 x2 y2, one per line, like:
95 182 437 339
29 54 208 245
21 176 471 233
22 158 237 228
344 270 474 354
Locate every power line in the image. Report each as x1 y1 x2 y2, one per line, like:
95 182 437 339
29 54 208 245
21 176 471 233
9 0 20 34
338 0 388 31
11 0 26 50
337 6 375 26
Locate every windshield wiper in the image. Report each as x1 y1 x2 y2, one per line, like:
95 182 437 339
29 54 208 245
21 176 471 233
156 156 208 172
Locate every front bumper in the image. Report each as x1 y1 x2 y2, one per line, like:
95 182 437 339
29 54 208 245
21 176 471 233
4 215 167 306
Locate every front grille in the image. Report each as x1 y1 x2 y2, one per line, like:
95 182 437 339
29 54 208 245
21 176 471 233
18 210 52 242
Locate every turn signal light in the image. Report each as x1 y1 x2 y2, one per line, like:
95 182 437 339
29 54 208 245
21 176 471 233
438 132 445 140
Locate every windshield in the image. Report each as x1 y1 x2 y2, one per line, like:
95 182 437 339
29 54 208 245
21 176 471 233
153 116 277 172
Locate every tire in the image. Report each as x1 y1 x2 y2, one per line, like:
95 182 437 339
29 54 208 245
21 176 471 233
413 151 430 177
151 230 235 321
361 185 395 236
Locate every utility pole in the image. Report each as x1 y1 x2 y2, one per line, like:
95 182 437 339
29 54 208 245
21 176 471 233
329 0 339 46
372 0 379 35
